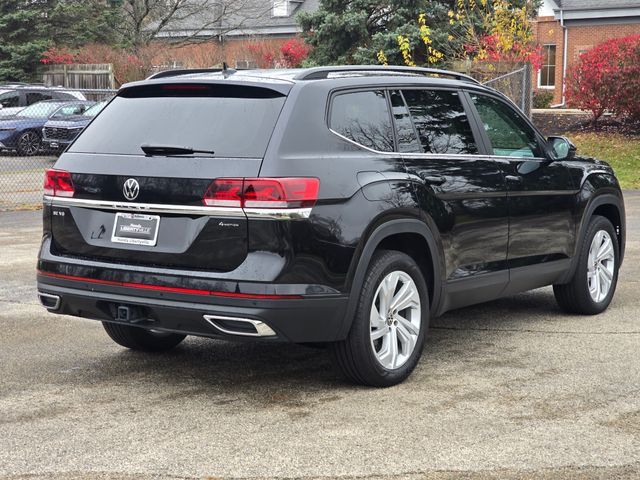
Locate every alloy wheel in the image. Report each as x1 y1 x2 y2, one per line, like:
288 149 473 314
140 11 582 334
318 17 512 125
18 132 41 156
370 270 421 369
587 230 615 303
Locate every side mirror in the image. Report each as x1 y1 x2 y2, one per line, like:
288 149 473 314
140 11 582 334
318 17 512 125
547 136 576 161
0 104 3 110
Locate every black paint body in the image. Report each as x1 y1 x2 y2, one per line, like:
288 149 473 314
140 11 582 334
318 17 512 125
37 70 626 343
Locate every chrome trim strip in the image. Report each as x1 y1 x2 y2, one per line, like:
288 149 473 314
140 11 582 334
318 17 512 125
45 196 311 219
328 127 548 162
38 292 61 311
203 314 277 337
45 196 243 217
244 207 312 220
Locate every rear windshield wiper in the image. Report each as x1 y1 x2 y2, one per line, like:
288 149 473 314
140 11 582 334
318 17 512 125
141 144 215 156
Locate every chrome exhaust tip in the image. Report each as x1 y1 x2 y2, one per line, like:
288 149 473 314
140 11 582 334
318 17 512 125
38 292 61 311
203 314 276 337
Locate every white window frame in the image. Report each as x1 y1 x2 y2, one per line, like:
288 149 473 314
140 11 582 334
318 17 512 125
538 44 557 89
272 0 289 17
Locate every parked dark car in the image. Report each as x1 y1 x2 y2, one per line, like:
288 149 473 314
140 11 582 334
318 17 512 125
0 85 86 118
42 101 107 152
0 100 94 155
37 66 626 386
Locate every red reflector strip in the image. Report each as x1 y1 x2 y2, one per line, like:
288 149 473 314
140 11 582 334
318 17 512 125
37 271 302 300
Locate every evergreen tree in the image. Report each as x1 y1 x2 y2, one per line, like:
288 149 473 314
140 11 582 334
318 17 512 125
0 0 121 82
299 0 542 66
0 0 50 81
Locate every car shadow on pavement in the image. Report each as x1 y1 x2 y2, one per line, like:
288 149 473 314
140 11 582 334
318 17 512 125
63 287 563 397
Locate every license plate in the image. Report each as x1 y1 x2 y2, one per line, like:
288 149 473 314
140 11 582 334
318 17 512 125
111 212 160 246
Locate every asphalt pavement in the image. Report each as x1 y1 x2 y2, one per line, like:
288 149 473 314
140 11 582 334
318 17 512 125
0 193 639 479
0 154 56 210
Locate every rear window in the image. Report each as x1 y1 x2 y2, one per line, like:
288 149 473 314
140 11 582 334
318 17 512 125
69 85 286 158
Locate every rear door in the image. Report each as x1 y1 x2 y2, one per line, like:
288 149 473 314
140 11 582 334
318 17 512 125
393 88 509 309
49 82 288 272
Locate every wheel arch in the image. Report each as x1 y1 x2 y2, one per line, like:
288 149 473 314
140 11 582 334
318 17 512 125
338 218 443 339
560 189 625 284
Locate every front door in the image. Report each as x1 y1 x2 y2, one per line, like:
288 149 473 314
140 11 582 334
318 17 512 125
391 89 509 310
466 92 577 291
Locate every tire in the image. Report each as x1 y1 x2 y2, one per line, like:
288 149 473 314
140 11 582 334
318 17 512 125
331 250 429 387
554 215 619 315
102 322 186 352
16 131 41 156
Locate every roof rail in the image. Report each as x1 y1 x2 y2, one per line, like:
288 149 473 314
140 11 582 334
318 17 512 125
147 67 237 80
294 65 480 84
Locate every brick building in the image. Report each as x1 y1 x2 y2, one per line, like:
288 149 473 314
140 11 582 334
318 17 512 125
534 0 640 106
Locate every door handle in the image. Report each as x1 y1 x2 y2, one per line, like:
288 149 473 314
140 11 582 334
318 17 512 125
505 175 523 184
423 175 446 186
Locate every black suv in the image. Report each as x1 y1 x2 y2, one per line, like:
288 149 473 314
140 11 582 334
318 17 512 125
37 66 626 386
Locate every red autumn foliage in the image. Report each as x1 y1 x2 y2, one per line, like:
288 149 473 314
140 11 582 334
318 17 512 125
40 47 76 65
566 34 640 123
463 35 543 70
279 38 311 67
246 37 310 68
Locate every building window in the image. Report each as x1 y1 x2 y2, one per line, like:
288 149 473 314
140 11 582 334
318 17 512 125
539 44 556 88
273 0 289 17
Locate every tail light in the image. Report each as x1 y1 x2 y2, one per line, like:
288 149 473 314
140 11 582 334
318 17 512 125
203 179 243 207
44 169 74 197
203 178 319 209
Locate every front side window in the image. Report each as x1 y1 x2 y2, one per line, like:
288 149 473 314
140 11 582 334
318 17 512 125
539 45 556 87
471 93 543 158
402 89 478 155
0 90 20 108
330 90 394 152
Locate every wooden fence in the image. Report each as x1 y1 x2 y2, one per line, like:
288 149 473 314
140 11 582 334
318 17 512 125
42 64 115 90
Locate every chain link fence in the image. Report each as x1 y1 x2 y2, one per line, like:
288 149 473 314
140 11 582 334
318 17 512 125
482 64 533 118
0 88 115 211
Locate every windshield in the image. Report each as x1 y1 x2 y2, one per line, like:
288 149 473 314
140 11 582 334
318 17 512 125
70 86 286 158
16 102 65 118
51 103 91 119
83 101 107 117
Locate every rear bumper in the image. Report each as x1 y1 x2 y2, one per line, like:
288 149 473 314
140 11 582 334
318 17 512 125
37 274 349 343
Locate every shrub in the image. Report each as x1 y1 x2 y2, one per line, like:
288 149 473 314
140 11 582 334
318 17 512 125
533 90 554 109
566 34 640 124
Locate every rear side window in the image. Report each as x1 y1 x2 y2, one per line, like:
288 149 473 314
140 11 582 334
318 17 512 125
70 85 286 158
389 91 421 153
26 91 53 104
330 90 394 152
402 90 478 155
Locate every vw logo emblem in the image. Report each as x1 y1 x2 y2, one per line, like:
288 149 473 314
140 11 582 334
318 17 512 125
123 178 140 201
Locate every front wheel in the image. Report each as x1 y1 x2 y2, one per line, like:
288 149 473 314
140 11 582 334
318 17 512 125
102 322 186 352
16 131 41 156
331 250 429 387
554 215 619 315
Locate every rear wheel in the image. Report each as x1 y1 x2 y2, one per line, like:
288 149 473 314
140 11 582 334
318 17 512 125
102 322 186 352
16 131 41 156
331 250 428 387
554 216 619 315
